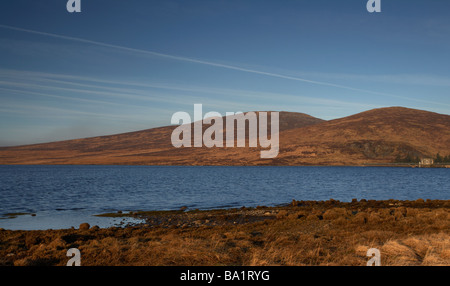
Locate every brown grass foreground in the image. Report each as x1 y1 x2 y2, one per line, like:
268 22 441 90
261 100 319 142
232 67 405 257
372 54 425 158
1 199 449 266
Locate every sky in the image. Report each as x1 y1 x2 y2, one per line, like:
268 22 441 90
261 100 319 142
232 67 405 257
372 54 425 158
0 0 450 146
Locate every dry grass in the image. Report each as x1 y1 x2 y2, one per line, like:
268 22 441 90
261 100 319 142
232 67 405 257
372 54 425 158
1 200 449 266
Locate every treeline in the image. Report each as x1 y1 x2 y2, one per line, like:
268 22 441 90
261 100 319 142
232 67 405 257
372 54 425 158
434 153 450 164
395 153 450 164
395 154 420 163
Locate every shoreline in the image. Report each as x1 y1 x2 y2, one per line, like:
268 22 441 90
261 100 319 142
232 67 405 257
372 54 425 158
95 198 450 228
1 199 449 266
1 163 449 168
2 197 448 231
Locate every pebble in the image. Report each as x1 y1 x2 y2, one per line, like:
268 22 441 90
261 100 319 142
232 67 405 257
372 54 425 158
79 223 90 230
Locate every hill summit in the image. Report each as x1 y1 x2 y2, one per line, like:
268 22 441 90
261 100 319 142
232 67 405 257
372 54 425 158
0 107 448 165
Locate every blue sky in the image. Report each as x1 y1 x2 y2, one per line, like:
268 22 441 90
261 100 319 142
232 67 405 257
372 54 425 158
0 0 449 146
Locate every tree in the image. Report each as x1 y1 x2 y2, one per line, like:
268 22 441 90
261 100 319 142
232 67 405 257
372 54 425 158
435 153 443 163
395 154 420 163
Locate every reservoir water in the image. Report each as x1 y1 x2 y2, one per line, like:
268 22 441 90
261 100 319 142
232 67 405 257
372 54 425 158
0 165 448 230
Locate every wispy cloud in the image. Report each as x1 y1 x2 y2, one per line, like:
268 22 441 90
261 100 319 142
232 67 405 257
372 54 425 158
0 24 421 100
0 101 161 122
292 71 450 88
0 69 380 116
1 24 448 123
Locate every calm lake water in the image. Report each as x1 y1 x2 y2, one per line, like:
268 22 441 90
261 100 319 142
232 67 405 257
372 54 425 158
0 165 449 230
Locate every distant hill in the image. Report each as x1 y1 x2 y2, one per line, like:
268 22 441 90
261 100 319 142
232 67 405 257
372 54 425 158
0 112 323 165
0 107 448 166
278 107 450 165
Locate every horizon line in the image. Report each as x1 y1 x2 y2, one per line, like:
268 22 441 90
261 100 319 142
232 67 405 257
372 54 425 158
0 105 446 148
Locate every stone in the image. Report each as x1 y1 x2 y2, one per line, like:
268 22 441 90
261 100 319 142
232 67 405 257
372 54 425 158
79 223 90 230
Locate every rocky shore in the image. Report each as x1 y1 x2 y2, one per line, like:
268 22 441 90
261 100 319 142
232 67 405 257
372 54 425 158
1 199 449 266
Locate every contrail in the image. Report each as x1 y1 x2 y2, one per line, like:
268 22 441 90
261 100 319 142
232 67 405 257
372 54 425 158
0 24 433 100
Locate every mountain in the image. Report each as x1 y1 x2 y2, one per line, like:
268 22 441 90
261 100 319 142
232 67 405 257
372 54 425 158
278 107 450 165
0 112 324 165
0 107 448 166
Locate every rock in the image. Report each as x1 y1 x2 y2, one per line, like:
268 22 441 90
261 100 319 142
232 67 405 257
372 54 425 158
48 237 66 249
79 223 90 230
90 225 100 231
276 210 288 219
323 208 350 220
179 206 188 211
306 214 319 221
289 211 306 219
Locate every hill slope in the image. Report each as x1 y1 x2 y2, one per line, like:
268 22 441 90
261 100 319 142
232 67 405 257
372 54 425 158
277 107 450 165
0 107 448 165
0 112 324 165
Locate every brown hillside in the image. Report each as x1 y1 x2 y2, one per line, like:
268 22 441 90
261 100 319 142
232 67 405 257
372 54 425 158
0 112 323 165
277 107 450 165
0 107 448 166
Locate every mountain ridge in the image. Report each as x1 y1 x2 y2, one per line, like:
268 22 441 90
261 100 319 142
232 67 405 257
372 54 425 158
0 107 448 165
